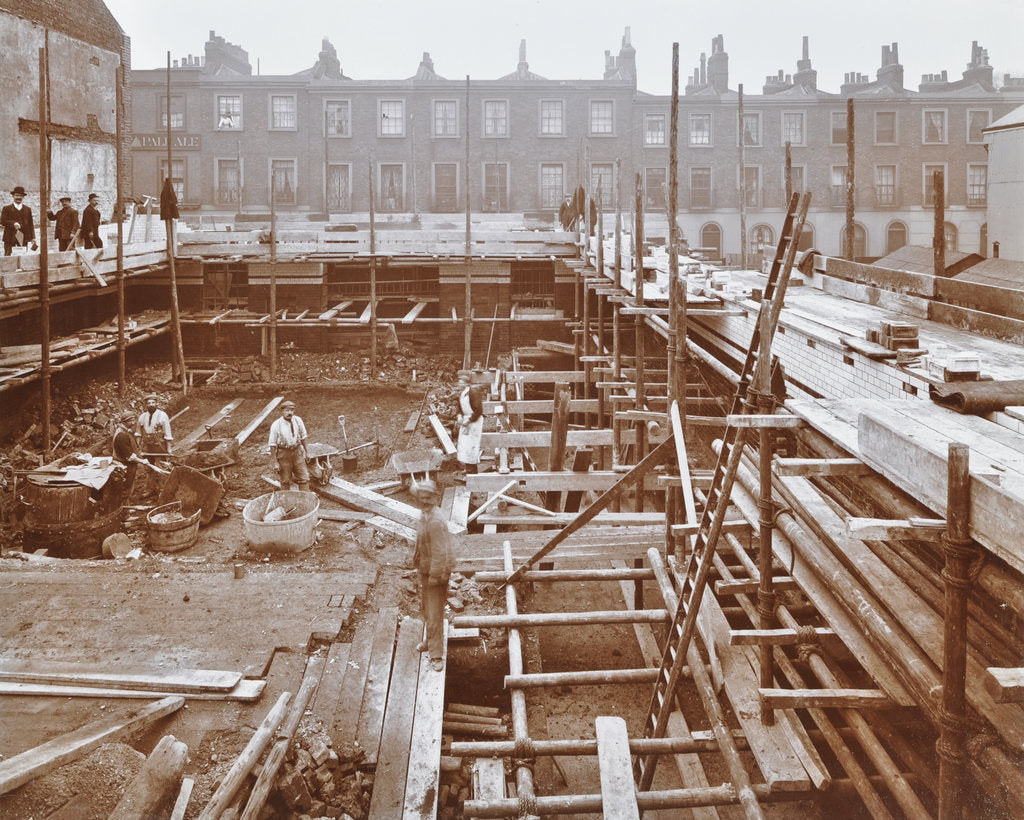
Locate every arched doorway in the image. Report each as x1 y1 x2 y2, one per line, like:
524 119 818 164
840 222 867 259
700 223 722 261
944 222 958 252
750 224 775 262
886 221 907 254
797 222 814 252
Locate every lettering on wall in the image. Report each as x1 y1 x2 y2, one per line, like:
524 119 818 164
129 134 202 150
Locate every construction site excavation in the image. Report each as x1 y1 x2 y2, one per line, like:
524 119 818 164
3 6 1024 819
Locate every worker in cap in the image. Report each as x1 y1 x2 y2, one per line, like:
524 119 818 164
112 409 142 498
455 371 484 483
47 196 80 251
81 192 103 249
135 394 172 498
268 399 309 491
412 476 453 671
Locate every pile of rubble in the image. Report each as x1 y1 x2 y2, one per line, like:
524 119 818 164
269 725 371 819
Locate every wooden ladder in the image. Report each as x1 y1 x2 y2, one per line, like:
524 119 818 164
634 193 811 809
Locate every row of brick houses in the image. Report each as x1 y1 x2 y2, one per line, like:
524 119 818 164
128 29 1024 261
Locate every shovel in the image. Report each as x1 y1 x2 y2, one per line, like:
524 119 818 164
338 415 350 453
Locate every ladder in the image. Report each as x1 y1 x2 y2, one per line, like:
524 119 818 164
634 193 811 802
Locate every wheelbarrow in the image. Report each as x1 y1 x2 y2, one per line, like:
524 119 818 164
305 442 339 487
389 448 443 489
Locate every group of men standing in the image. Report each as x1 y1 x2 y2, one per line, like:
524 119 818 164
1 186 104 255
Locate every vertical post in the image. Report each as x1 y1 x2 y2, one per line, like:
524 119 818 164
844 97 856 260
237 139 242 213
785 141 792 205
116 62 126 397
410 112 418 221
38 46 52 456
634 172 647 475
667 43 679 406
324 107 330 220
369 160 378 374
614 158 622 290
463 76 473 370
938 442 976 819
583 144 591 256
669 44 687 417
738 83 746 271
933 170 945 278
165 52 186 393
269 167 277 382
756 303 776 725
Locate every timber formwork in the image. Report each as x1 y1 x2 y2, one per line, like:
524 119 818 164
433 220 1024 817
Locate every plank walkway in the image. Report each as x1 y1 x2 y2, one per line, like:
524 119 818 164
327 611 448 818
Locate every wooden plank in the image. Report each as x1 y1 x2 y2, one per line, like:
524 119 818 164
857 410 1024 574
729 627 835 646
475 511 666 526
402 300 429 324
984 667 1024 704
667 712 722 820
466 470 669 493
780 473 1024 749
0 678 265 701
322 476 464 535
484 398 600 415
403 410 421 433
759 688 891 710
233 396 283 448
368 617 423 817
311 643 352 732
332 621 377 748
0 696 184 794
428 413 457 455
595 716 640 820
169 776 194 820
451 486 472 530
772 457 870 477
356 607 400 765
479 428 637 449
0 661 240 692
725 414 805 428
844 517 946 540
402 621 447 819
503 370 586 383
174 398 244 453
928 301 1024 345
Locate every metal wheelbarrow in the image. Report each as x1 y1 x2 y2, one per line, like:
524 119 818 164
389 448 443 488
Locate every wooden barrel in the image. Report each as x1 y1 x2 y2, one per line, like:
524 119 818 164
147 501 201 553
21 478 93 526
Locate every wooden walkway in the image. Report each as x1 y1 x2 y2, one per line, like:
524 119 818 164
315 610 447 819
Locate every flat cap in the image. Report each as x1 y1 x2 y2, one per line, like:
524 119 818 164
281 400 296 409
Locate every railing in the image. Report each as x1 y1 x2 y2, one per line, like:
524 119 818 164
874 185 899 207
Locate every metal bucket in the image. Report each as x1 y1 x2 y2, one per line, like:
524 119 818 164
242 490 320 554
147 500 201 553
342 454 359 473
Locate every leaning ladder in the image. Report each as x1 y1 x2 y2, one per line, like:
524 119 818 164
634 193 811 807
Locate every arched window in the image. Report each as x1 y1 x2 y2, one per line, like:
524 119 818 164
840 222 867 259
944 222 958 252
886 221 907 254
796 222 814 252
700 223 722 261
750 224 774 259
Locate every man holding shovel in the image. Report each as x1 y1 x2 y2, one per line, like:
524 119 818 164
268 399 310 491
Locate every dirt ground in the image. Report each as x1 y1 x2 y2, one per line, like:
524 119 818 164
0 350 831 819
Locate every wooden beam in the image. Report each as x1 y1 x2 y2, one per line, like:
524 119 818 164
0 696 184 795
772 457 871 477
729 627 836 647
983 668 1024 704
726 414 805 429
427 413 456 455
759 688 892 710
670 519 749 538
714 578 798 596
596 716 640 820
233 396 283 448
844 517 947 540
174 398 244 453
476 511 666 527
402 300 429 324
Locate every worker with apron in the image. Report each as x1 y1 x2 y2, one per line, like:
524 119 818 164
455 373 483 481
136 393 173 498
268 399 310 491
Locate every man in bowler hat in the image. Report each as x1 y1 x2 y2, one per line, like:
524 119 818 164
81 193 103 249
1 186 36 255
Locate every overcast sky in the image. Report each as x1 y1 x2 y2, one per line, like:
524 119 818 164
105 0 1022 95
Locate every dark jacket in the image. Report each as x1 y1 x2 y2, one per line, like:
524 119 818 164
1 203 35 245
81 203 102 244
413 507 455 583
48 205 80 242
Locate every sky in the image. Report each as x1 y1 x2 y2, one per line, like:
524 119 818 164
104 0 1023 95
